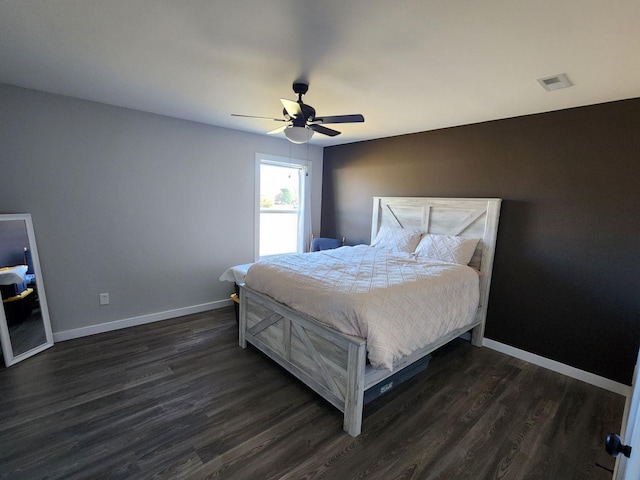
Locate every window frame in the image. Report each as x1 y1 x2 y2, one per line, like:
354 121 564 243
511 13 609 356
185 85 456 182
254 153 312 261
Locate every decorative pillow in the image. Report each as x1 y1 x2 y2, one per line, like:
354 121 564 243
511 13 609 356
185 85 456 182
414 234 480 265
371 225 423 253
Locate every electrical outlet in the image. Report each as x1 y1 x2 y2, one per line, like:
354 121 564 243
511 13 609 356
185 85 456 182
99 293 110 305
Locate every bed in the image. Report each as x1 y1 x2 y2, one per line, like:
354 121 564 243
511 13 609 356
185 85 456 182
239 196 501 436
0 265 34 326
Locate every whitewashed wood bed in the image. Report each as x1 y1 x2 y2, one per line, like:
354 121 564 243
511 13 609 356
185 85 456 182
239 196 501 436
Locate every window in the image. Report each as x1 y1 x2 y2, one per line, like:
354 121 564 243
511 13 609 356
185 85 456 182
255 154 311 259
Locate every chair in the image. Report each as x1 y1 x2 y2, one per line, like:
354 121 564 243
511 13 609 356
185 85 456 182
310 235 345 252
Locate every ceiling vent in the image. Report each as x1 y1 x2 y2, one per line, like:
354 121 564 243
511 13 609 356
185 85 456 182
537 73 573 91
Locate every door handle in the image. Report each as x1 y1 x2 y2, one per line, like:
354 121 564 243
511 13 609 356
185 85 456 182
605 433 632 458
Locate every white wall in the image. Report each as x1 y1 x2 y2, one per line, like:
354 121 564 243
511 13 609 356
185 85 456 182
0 83 323 334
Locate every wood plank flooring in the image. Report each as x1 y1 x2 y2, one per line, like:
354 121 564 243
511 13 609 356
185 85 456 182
0 307 624 479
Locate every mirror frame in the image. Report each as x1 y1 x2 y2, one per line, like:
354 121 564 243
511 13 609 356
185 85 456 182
0 213 54 366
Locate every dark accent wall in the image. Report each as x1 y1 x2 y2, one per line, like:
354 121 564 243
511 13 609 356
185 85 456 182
322 98 640 385
0 221 29 268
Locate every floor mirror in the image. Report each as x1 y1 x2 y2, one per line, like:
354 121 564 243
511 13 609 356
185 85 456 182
0 214 53 366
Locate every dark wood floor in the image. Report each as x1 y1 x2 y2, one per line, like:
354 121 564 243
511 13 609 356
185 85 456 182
0 307 624 479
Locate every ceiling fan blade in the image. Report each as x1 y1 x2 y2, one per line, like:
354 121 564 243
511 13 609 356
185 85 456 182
280 99 303 119
231 114 287 122
267 125 288 135
309 124 341 137
312 114 364 124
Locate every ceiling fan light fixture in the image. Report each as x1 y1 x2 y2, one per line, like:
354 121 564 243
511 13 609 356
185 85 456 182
232 82 363 140
284 125 313 144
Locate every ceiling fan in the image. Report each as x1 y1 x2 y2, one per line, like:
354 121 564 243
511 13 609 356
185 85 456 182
231 82 364 143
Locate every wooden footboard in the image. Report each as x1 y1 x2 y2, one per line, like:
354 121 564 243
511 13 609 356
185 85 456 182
239 285 368 436
239 284 484 436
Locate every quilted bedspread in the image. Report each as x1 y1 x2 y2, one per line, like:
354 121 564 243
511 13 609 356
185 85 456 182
244 245 480 371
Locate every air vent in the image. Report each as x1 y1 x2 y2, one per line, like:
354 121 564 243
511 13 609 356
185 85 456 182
537 73 573 91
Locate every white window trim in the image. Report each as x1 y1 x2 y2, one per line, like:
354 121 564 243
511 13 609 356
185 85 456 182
254 153 312 261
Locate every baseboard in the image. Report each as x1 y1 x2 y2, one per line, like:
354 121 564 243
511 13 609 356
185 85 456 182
53 298 233 342
483 338 631 397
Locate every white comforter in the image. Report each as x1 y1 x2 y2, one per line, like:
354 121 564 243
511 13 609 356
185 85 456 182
244 245 480 371
0 265 28 286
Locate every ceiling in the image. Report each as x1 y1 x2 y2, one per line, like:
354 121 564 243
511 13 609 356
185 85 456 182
1 0 639 146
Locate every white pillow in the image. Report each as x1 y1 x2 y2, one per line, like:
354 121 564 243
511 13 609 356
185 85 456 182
371 225 423 253
414 234 480 265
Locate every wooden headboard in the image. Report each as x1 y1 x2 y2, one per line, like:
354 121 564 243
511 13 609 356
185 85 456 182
371 197 502 325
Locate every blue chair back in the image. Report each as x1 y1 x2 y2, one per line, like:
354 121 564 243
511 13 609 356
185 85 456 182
311 237 344 252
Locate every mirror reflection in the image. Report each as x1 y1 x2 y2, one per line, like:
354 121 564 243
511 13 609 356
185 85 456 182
0 215 53 365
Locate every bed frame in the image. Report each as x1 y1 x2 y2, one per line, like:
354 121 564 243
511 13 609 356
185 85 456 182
239 197 501 436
